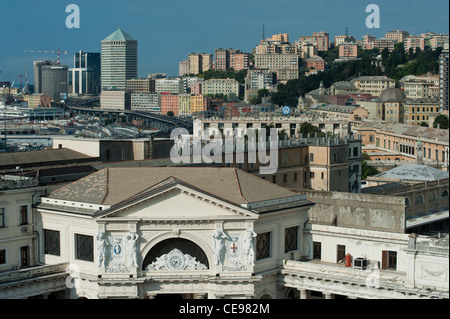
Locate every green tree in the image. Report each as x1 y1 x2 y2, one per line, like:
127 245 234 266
298 122 326 137
167 111 174 117
433 114 449 129
361 152 379 180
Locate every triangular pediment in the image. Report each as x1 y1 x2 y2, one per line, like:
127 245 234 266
94 182 258 221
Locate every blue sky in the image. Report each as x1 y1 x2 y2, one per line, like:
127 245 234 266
0 0 448 84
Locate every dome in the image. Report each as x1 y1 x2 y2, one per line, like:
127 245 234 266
379 88 406 102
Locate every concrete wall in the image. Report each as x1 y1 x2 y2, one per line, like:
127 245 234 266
300 190 406 233
53 138 100 157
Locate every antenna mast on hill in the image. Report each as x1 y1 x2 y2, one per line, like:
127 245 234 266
262 24 265 40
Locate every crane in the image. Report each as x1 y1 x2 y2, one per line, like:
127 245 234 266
10 74 25 88
24 48 67 64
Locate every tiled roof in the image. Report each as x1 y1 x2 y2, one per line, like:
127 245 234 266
48 167 298 207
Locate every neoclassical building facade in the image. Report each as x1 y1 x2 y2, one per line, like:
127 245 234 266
34 167 312 299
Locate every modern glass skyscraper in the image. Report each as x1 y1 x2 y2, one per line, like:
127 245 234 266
101 28 138 90
69 51 101 95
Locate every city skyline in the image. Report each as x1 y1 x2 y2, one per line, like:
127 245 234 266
0 0 449 84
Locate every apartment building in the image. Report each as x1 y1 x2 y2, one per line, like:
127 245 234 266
188 53 212 75
178 93 191 116
254 53 300 82
339 43 358 59
300 43 318 59
179 59 189 77
202 78 241 99
401 75 440 100
351 76 396 96
244 69 276 102
191 95 211 114
297 32 330 52
256 41 298 55
100 90 131 110
405 36 425 53
305 56 325 73
155 78 184 94
126 78 155 93
372 38 396 52
385 30 410 43
230 52 249 71
160 93 179 116
361 35 376 50
431 34 450 50
130 92 161 113
403 99 441 126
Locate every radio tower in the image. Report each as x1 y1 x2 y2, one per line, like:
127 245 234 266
262 24 265 41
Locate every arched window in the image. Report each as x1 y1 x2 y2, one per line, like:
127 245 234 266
442 190 449 199
428 192 436 202
415 194 424 205
405 197 410 207
143 238 209 271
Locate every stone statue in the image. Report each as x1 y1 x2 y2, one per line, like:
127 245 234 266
212 229 227 266
243 230 257 266
97 232 110 267
126 232 140 268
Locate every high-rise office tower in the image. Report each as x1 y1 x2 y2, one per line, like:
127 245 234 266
101 28 137 90
34 60 69 101
69 51 101 95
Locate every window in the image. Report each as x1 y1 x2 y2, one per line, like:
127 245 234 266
337 245 346 263
284 227 298 253
283 174 287 183
256 232 271 260
272 175 276 184
321 172 324 179
415 194 424 205
0 208 4 228
75 234 94 262
0 249 6 264
309 153 314 162
353 147 358 157
44 229 61 256
313 242 321 260
442 190 449 199
428 192 437 202
20 246 29 268
294 173 298 182
382 250 397 270
20 205 28 225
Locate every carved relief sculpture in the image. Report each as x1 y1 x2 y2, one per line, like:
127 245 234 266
97 232 110 267
243 230 257 266
146 249 207 271
212 229 228 266
127 232 140 268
